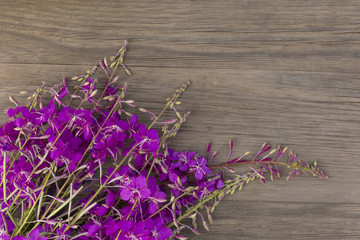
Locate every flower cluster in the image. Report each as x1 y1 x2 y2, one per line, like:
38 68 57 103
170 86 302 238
0 42 327 240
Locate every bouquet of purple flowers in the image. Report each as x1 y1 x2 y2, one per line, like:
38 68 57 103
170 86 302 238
0 42 327 240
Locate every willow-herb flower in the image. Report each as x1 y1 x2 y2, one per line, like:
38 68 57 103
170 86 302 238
0 43 327 240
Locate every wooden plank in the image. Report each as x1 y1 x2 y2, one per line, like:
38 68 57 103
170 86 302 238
185 201 360 239
0 64 358 204
0 0 360 72
0 0 360 239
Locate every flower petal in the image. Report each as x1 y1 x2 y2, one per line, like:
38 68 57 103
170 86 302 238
120 189 132 201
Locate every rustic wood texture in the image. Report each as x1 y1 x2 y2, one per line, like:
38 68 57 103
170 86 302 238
1 0 360 239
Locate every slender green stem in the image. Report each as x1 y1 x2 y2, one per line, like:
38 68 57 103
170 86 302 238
210 160 321 176
12 165 54 236
7 125 68 214
2 153 8 205
166 181 238 228
149 187 199 219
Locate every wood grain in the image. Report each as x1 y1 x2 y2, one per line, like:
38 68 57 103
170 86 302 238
1 0 360 239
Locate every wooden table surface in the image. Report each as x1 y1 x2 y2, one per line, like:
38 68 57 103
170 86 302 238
1 1 360 239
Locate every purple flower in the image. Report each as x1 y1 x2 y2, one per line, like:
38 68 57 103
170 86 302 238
197 174 224 199
106 85 118 96
128 115 140 137
133 124 159 157
58 79 68 99
120 176 151 202
0 213 15 239
12 236 27 240
50 139 84 173
51 78 68 106
173 151 196 172
93 114 128 160
95 205 109 217
167 172 187 198
107 166 133 186
189 156 212 180
145 177 166 215
28 228 47 240
88 223 101 237
13 228 47 240
11 156 35 190
58 107 93 130
38 100 57 122
103 218 121 237
54 225 71 239
106 191 117 207
117 220 150 240
0 121 20 151
7 106 25 118
95 191 117 217
21 108 43 125
82 218 108 238
145 218 172 240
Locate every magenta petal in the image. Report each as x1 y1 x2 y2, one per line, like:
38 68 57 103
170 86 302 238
140 189 151 199
84 125 92 140
139 124 147 135
73 152 83 162
168 172 178 183
135 176 146 188
147 129 158 139
106 191 117 207
149 141 159 152
158 227 172 239
144 218 154 230
29 228 40 239
14 118 26 127
195 170 203 180
154 191 166 201
130 115 138 124
88 224 101 237
96 206 108 217
105 222 121 236
118 120 129 130
133 221 145 234
7 108 16 118
203 165 211 174
120 189 132 201
12 236 27 240
216 180 224 188
148 202 157 215
120 220 134 232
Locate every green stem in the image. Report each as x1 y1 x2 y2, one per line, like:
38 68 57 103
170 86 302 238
166 181 238 228
13 165 54 236
149 187 199 219
210 160 321 177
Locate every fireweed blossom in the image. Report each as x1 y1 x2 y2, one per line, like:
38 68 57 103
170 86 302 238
120 176 151 203
145 218 172 240
0 44 327 239
189 156 212 180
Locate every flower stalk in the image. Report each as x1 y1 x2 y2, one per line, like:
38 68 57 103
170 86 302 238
0 43 327 240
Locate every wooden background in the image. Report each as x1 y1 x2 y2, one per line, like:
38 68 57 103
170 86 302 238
1 0 360 239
